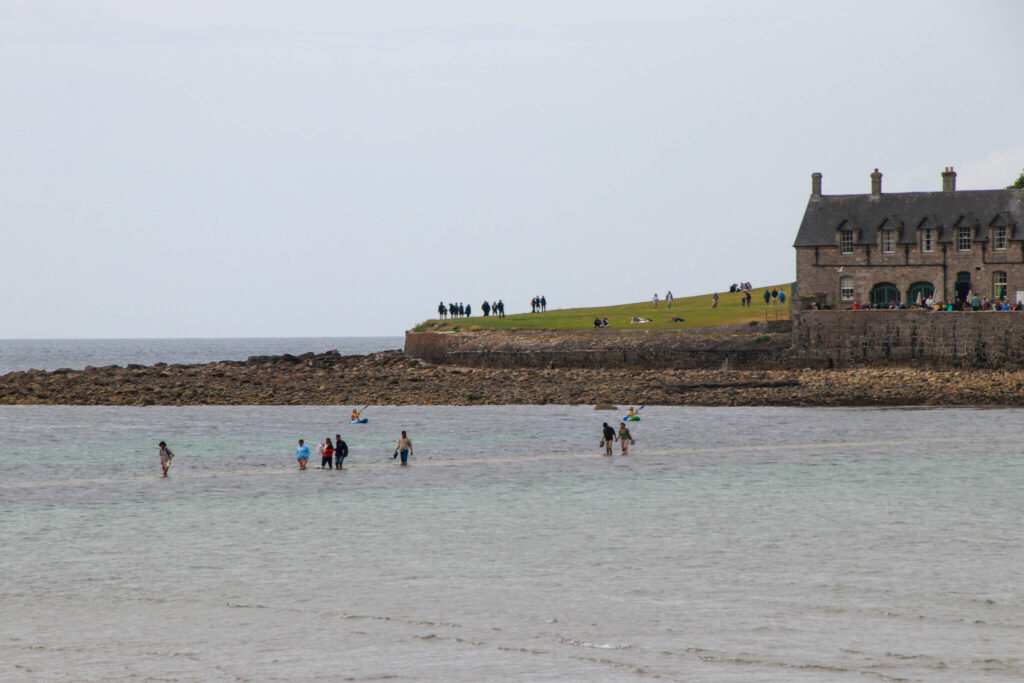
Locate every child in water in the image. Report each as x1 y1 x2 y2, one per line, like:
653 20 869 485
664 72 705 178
158 441 174 477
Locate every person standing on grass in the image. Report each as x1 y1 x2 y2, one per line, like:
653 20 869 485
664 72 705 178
296 439 310 470
666 291 673 309
482 300 490 317
601 422 617 455
779 289 786 305
541 295 547 312
334 434 348 470
653 293 659 309
394 430 413 466
158 441 174 477
712 292 719 309
618 422 636 455
771 288 779 305
764 290 771 306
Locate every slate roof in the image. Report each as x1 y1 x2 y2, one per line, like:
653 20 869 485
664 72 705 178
793 189 1024 247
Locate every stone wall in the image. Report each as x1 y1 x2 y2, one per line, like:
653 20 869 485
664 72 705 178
792 310 1024 367
404 327 791 369
408 314 1024 370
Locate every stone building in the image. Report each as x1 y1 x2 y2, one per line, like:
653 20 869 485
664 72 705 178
794 168 1024 307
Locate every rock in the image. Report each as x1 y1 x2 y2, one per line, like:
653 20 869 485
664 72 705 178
594 403 618 410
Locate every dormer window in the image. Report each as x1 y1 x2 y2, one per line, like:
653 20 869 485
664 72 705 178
840 229 854 254
993 225 1008 251
921 228 934 253
881 229 895 254
957 227 972 251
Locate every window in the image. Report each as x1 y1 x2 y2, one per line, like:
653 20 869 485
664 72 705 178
840 229 854 254
870 282 900 307
994 225 1007 251
840 276 854 301
994 271 1007 300
881 230 895 254
921 228 934 253
958 227 972 251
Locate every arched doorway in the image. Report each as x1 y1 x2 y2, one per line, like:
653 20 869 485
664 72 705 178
955 271 972 303
907 281 935 306
870 282 900 307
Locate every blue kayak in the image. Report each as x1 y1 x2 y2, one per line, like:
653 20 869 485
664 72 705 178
350 418 368 424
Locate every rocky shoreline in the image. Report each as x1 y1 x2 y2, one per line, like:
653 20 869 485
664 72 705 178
2 348 1024 407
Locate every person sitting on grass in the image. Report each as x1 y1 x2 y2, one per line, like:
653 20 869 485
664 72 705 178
594 317 602 328
671 316 685 323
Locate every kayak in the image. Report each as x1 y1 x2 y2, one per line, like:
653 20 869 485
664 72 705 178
623 416 641 422
350 418 368 424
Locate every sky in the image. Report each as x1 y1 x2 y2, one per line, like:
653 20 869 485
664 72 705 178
3 1 1024 338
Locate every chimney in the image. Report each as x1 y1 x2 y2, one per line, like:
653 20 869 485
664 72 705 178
811 172 822 198
870 168 882 196
942 166 957 192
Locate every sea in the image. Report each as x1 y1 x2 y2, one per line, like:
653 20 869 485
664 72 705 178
0 337 404 376
1 341 1023 680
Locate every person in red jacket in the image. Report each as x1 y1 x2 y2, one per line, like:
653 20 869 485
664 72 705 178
322 438 334 470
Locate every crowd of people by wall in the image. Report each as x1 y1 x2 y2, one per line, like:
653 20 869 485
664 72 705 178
844 295 1024 312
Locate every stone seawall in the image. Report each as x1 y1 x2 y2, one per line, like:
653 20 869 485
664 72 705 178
792 310 1024 368
404 326 791 369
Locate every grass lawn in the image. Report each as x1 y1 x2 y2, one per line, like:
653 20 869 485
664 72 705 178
415 285 792 332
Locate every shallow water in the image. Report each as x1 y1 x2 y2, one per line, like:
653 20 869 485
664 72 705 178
1 405 1022 680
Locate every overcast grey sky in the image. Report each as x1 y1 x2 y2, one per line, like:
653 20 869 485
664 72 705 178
3 1 1023 338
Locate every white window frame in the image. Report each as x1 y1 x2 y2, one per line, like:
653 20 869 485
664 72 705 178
881 230 895 254
994 225 1007 251
993 271 1007 299
840 276 854 301
921 228 934 253
958 227 972 251
840 230 854 255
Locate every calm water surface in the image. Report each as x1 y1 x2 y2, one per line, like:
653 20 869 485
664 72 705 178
0 336 403 375
1 406 1022 680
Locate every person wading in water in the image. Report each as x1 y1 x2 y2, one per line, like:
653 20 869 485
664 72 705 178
600 422 618 456
158 441 174 477
618 422 636 455
394 431 413 466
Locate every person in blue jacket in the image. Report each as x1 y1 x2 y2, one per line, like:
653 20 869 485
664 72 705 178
296 439 310 470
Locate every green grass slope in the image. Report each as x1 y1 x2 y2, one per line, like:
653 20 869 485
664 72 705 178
415 285 792 332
